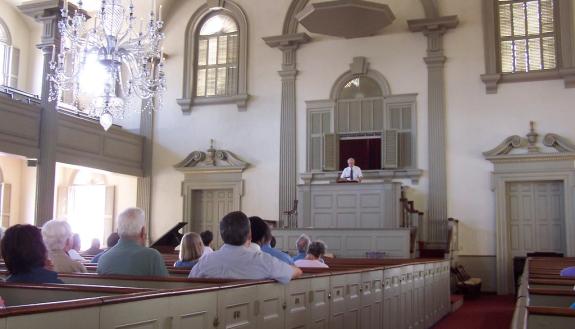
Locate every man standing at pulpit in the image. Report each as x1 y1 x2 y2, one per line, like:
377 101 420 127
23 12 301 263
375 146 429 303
340 158 363 182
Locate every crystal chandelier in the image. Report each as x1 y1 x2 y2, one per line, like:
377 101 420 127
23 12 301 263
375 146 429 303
49 0 166 130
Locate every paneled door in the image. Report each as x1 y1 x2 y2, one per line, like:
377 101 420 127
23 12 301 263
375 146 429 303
192 189 234 248
507 181 565 257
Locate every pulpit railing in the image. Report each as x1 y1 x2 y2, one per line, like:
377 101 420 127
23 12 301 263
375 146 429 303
400 188 424 255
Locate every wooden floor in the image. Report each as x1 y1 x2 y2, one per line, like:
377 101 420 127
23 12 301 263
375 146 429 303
433 295 516 329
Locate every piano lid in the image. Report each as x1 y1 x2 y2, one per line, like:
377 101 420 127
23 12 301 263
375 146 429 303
150 222 187 253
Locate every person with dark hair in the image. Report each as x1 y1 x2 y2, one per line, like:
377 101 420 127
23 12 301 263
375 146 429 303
270 236 276 248
249 216 293 265
294 241 329 268
200 230 214 256
90 232 120 264
189 211 302 284
1 224 63 284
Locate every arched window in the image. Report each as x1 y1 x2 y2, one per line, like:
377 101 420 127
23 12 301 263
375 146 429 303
179 1 249 112
339 76 383 99
306 57 418 174
0 18 18 88
196 13 239 98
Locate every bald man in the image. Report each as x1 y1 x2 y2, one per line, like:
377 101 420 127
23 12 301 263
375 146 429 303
340 158 363 182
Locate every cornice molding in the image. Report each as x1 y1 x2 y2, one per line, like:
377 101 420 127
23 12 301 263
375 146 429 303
263 33 311 49
407 15 459 33
483 122 575 162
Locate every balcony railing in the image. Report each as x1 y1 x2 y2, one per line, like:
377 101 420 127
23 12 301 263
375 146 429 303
0 85 41 105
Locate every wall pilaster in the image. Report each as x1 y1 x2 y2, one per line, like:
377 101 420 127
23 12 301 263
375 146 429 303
263 33 310 227
19 1 62 226
408 14 458 244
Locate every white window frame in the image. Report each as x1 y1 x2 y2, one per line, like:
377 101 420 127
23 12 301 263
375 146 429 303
178 0 249 112
481 0 575 93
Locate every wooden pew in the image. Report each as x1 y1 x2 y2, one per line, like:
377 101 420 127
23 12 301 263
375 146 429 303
0 282 151 306
0 259 451 329
512 257 575 329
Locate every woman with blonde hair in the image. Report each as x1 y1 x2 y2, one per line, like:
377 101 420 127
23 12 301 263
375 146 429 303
174 232 204 268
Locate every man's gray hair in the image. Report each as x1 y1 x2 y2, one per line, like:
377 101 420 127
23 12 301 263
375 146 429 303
117 207 146 238
42 219 73 251
295 233 311 253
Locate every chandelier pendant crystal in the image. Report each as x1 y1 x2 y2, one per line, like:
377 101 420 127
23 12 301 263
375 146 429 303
49 0 166 130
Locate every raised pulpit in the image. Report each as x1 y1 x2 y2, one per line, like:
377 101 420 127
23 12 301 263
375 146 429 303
297 178 402 228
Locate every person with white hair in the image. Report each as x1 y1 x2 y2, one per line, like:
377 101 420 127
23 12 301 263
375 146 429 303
97 207 168 277
41 220 87 273
292 233 311 262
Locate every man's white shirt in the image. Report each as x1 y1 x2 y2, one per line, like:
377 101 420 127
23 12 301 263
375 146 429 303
340 166 363 181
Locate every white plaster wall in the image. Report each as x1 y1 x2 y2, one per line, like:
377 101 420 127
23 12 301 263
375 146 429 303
150 0 292 239
0 154 36 225
443 0 575 255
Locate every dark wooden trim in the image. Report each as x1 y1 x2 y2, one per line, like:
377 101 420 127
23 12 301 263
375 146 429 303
527 306 575 317
528 288 575 296
529 279 575 286
0 282 151 294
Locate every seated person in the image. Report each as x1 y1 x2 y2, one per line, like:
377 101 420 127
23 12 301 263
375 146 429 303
294 241 329 268
41 220 87 273
189 211 302 284
2 224 63 284
90 233 120 264
292 233 311 262
174 232 204 268
67 233 86 262
340 157 363 182
98 208 169 277
83 238 104 256
200 230 214 256
560 266 575 277
249 216 294 265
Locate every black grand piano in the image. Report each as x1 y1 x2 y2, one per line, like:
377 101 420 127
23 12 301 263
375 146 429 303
150 222 187 254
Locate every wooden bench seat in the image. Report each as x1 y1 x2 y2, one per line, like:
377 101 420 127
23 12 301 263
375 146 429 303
529 279 575 291
512 257 575 329
0 282 151 307
528 289 575 307
0 259 450 329
59 273 241 289
527 306 575 329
